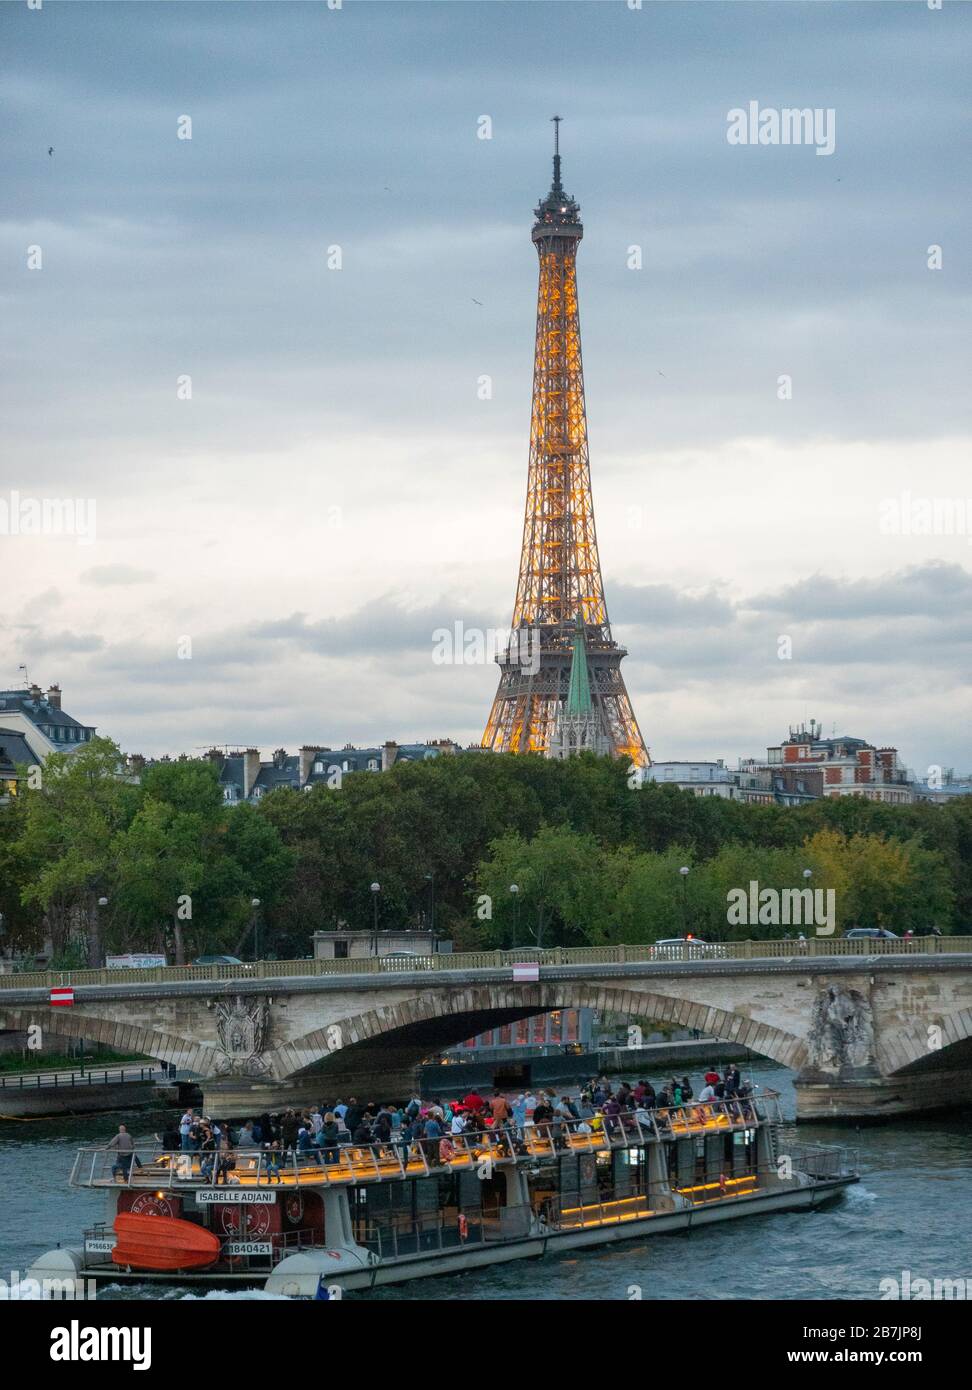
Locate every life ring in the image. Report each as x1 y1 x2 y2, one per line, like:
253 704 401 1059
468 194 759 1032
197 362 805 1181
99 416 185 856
457 1213 469 1241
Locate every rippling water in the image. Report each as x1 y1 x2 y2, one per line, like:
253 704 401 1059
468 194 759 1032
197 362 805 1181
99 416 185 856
2 1066 969 1300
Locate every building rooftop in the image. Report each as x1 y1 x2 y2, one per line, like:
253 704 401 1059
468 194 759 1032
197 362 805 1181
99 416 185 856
0 728 37 771
0 685 95 754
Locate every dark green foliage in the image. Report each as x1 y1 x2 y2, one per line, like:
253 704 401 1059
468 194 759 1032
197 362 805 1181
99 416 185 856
2 745 967 960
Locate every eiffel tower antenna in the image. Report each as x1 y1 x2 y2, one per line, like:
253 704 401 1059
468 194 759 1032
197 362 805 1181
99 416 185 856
481 125 649 767
551 114 563 193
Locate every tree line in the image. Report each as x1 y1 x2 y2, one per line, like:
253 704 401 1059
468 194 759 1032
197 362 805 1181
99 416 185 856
0 737 967 964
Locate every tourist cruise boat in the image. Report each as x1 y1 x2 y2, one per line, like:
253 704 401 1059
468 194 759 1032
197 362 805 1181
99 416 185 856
29 1096 858 1296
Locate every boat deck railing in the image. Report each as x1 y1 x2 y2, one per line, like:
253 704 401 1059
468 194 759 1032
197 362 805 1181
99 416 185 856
69 1097 782 1192
778 1138 859 1181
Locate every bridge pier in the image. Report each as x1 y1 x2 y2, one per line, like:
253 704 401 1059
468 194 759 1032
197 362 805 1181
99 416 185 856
794 1066 972 1122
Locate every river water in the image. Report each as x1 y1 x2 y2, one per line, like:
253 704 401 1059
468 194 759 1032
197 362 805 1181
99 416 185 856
2 1065 969 1301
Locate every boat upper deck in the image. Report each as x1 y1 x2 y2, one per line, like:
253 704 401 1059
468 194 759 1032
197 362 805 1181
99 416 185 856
71 1096 781 1192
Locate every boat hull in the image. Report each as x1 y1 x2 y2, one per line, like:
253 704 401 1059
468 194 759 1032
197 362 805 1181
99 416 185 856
269 1176 857 1294
51 1175 856 1294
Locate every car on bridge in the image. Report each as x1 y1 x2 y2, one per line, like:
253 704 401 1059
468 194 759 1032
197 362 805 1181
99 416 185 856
844 928 898 940
193 954 248 966
379 951 427 967
649 937 728 960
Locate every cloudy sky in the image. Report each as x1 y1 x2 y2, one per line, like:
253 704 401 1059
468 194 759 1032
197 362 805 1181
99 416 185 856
2 0 970 774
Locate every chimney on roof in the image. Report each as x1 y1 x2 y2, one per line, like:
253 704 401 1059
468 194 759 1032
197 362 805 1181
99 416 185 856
382 740 399 772
204 747 223 764
46 684 62 709
129 753 146 775
243 747 262 799
299 745 321 785
272 747 288 770
28 683 43 703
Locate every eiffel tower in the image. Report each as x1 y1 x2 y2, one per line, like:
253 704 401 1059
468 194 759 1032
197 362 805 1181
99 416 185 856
481 120 650 767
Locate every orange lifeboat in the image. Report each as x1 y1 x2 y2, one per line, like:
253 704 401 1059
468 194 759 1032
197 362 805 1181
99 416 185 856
112 1212 221 1272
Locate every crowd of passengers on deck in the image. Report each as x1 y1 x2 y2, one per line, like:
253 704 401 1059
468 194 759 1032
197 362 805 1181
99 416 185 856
115 1065 761 1183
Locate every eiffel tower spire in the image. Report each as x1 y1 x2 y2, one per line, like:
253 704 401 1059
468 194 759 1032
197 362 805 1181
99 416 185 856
481 126 649 766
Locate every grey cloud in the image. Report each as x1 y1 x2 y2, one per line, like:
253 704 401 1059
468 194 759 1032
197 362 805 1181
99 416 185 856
748 561 972 620
81 564 156 587
610 582 735 629
20 629 105 656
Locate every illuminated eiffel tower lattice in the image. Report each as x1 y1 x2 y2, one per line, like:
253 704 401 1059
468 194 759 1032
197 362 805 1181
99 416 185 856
481 119 650 766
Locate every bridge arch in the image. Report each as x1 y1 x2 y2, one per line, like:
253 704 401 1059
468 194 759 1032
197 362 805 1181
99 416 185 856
876 1005 972 1076
0 1004 214 1076
275 980 809 1081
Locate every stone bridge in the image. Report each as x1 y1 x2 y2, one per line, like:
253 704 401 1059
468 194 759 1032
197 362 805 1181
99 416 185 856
2 949 971 1120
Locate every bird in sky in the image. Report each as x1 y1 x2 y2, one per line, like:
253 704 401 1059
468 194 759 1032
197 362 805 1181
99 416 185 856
48 146 54 156
471 298 483 306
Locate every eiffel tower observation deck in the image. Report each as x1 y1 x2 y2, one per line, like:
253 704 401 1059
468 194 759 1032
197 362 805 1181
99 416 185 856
482 120 650 767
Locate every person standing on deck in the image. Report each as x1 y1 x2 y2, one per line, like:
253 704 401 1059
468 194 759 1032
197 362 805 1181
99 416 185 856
488 1091 511 1128
319 1114 340 1165
106 1124 136 1180
374 1107 394 1146
216 1127 236 1184
265 1139 282 1183
422 1112 443 1166
281 1110 299 1154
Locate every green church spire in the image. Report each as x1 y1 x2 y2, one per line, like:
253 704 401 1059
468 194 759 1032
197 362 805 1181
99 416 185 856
565 613 594 717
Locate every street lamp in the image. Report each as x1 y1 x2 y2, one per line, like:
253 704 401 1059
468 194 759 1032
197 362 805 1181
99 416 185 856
424 871 435 950
370 882 381 956
250 898 261 962
679 866 690 938
89 895 109 970
509 884 519 949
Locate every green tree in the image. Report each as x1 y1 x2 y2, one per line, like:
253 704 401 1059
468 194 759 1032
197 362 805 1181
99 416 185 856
14 738 137 963
474 825 607 948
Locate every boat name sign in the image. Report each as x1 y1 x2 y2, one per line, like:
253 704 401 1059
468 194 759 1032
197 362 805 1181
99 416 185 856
196 1190 276 1205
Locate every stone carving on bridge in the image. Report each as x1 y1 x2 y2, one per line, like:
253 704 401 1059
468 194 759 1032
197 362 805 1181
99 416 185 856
212 995 272 1077
806 986 875 1076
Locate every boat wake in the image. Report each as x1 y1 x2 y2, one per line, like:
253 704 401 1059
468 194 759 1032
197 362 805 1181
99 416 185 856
177 1288 294 1301
842 1185 878 1208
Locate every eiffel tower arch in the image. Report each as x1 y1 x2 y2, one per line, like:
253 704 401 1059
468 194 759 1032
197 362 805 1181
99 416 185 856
482 120 650 767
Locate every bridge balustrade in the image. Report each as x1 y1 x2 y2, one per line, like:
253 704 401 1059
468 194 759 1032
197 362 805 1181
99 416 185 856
3 936 968 992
